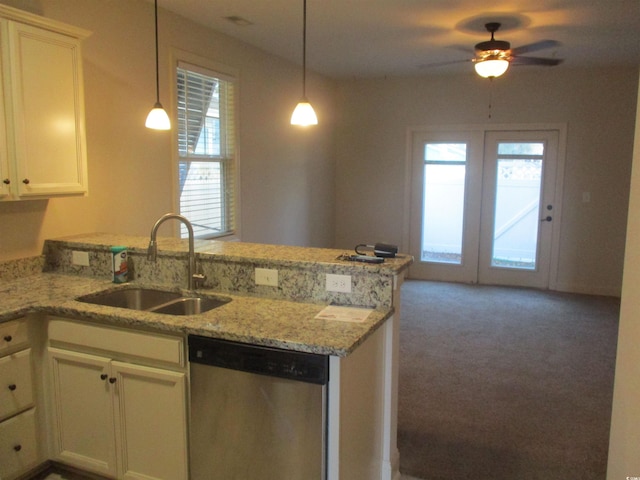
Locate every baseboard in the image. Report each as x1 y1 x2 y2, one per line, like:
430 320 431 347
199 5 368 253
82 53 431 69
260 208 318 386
13 461 50 480
26 461 111 480
554 282 621 297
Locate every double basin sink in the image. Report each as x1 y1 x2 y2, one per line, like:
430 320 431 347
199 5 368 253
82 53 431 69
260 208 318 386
77 286 231 316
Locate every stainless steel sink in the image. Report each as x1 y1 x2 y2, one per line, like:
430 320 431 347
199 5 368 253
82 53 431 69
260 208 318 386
77 287 230 315
151 296 230 315
78 287 183 311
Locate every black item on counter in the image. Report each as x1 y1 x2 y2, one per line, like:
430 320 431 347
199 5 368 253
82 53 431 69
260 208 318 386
355 243 398 258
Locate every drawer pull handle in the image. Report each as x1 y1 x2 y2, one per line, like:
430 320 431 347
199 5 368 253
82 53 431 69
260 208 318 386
100 374 108 380
8 384 17 391
14 444 22 452
3 335 12 342
109 377 117 384
22 179 30 185
2 178 9 185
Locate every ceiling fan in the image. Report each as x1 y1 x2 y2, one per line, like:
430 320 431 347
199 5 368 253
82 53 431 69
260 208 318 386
424 22 563 78
473 22 563 77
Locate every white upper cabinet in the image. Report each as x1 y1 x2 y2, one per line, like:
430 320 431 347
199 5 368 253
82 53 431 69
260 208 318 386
0 5 90 200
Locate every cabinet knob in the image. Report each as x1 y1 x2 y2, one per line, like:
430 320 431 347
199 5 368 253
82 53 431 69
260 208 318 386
22 178 30 184
2 178 9 185
109 377 117 384
14 444 22 452
3 335 12 342
100 374 108 380
8 384 17 391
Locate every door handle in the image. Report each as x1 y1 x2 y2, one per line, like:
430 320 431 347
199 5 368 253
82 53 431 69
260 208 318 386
540 216 552 222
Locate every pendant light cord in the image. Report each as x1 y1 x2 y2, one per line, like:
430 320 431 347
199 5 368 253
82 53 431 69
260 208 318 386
302 0 307 97
153 0 160 104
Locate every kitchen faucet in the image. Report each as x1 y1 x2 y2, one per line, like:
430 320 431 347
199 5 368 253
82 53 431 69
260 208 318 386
147 213 205 290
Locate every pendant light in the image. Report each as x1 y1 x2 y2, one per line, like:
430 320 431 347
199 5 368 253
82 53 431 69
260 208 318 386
290 0 318 126
145 0 171 130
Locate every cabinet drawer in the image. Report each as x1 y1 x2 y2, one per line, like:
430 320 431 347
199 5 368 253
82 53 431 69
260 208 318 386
0 408 40 480
0 319 29 355
48 318 185 368
0 349 34 421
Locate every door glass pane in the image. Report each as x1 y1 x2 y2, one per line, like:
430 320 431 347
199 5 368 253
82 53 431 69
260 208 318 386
491 143 543 269
422 143 466 264
497 142 544 155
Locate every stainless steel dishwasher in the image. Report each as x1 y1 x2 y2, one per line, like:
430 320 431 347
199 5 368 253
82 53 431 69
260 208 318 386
188 335 329 479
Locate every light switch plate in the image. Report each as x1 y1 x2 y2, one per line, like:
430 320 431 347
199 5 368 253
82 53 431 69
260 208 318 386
255 268 278 287
72 251 90 266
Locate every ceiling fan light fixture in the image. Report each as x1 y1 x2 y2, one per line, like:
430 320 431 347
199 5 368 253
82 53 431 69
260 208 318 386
474 56 510 78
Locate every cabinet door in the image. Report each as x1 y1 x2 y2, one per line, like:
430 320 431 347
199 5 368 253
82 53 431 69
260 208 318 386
113 361 188 480
48 348 117 478
7 21 87 197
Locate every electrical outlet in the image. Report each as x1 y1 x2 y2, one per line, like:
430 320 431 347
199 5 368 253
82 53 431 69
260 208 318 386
72 251 90 266
255 268 278 287
326 273 352 293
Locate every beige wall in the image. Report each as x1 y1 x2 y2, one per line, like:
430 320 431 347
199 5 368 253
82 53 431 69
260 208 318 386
0 0 336 261
607 71 640 479
334 68 639 296
0 0 637 298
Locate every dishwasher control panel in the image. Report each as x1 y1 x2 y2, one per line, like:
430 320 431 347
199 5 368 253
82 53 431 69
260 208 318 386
188 335 329 385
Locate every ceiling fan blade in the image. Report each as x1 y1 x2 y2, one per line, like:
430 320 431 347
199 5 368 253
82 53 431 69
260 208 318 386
511 39 561 56
511 56 563 66
450 45 475 55
418 58 471 69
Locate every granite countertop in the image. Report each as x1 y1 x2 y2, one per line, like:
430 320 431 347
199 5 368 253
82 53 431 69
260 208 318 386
0 272 392 357
47 232 413 274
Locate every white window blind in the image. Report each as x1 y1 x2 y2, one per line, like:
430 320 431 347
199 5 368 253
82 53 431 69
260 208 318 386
177 61 236 239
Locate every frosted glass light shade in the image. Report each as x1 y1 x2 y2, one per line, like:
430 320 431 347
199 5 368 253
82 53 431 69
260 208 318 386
290 98 318 126
145 102 171 130
474 58 509 78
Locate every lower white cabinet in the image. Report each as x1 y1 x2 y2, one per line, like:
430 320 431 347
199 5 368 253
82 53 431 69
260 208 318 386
48 348 117 476
0 318 41 480
47 318 188 480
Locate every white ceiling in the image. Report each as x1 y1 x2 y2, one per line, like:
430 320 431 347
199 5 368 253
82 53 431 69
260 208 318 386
156 0 640 78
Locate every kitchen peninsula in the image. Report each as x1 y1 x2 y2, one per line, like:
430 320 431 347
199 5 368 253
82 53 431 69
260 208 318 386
0 233 412 480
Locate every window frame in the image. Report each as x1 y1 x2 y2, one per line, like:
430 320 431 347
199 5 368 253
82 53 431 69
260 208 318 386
169 49 240 240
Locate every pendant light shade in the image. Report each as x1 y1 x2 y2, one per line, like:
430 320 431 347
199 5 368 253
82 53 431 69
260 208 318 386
291 0 318 126
146 102 171 129
291 97 318 126
146 0 170 130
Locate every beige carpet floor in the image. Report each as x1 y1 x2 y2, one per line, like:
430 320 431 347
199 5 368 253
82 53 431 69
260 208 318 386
397 280 619 480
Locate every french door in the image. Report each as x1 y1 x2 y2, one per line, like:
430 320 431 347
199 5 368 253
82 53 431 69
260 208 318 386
408 127 561 288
